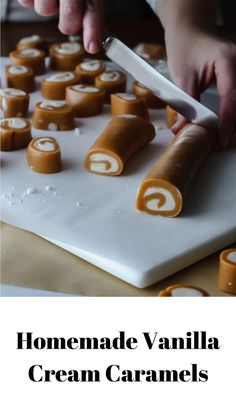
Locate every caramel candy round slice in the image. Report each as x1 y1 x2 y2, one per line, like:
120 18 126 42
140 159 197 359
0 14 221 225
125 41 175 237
133 80 165 109
111 93 149 120
41 72 80 100
134 43 166 62
136 123 215 217
84 115 155 176
10 48 45 75
0 118 31 151
95 71 127 103
27 137 62 173
0 88 29 118
159 284 209 297
218 249 236 295
166 105 178 129
75 59 105 84
32 101 75 131
5 65 35 93
16 35 46 53
66 85 105 117
50 42 85 71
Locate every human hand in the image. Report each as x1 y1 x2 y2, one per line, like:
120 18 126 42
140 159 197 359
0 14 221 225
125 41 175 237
165 28 236 147
17 0 104 53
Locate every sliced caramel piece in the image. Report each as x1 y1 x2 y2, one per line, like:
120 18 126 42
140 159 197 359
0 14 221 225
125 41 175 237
136 123 216 217
218 249 236 295
133 80 165 109
111 93 149 120
159 284 209 297
0 118 31 151
134 43 166 62
50 42 85 71
66 85 105 117
84 115 155 176
16 35 47 53
95 71 126 103
75 59 105 84
10 48 45 75
41 72 80 100
166 105 178 128
32 101 75 131
27 137 62 173
5 65 35 93
0 88 29 118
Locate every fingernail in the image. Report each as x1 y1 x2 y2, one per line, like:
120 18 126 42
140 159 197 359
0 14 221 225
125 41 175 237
88 40 100 54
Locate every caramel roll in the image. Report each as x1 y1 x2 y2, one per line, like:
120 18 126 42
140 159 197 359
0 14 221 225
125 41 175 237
95 71 126 103
5 65 35 93
136 123 215 217
75 59 105 84
16 35 46 53
50 42 85 71
166 105 178 129
218 249 236 295
159 284 209 297
32 101 75 131
0 88 29 118
41 72 80 100
134 43 166 62
27 137 62 173
84 115 155 176
111 93 149 120
133 80 165 109
0 118 31 151
10 49 45 75
66 85 105 117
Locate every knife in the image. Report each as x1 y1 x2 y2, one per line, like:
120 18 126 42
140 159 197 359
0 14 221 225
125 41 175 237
103 36 219 130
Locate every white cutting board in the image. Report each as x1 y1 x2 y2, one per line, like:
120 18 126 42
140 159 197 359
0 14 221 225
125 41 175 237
1 57 236 288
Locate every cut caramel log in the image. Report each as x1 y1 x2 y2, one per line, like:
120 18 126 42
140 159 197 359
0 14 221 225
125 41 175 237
133 43 166 62
136 123 216 217
5 65 35 93
50 42 85 71
84 115 155 176
41 72 80 100
66 85 105 117
16 35 47 53
75 59 105 84
0 118 31 151
133 80 165 109
218 249 236 295
166 105 178 128
111 93 149 120
0 88 29 118
27 137 62 173
10 49 45 75
95 71 126 103
159 284 209 297
32 101 75 131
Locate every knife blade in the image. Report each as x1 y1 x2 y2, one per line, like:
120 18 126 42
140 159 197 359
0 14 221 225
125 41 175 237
103 36 219 130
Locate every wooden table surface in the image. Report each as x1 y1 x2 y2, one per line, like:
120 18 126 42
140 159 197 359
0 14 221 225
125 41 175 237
1 20 236 296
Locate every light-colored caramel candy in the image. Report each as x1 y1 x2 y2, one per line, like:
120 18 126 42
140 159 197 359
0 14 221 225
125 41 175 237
95 71 126 103
133 80 165 109
136 123 215 217
32 101 75 131
159 284 209 297
10 48 45 75
5 65 35 93
16 35 46 53
0 118 31 151
75 59 105 84
66 85 105 117
111 93 149 120
134 43 166 62
84 115 155 176
50 42 85 71
166 105 178 129
41 72 80 100
218 249 236 295
0 88 29 118
27 137 62 173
